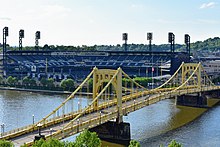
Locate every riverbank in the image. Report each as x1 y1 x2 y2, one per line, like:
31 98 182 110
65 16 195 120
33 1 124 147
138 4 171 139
0 86 92 96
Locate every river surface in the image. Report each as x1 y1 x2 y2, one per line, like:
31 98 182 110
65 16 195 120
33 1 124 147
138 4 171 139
0 90 220 147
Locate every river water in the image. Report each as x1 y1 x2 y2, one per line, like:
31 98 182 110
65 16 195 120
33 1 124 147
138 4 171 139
0 90 220 147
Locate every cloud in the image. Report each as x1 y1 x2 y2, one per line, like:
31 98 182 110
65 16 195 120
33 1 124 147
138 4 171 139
42 5 72 17
200 2 216 9
0 17 11 21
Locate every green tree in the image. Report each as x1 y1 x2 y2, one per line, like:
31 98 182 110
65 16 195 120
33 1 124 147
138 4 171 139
40 78 47 86
47 78 55 87
168 140 182 147
29 79 37 86
0 75 4 84
60 78 75 91
128 140 141 147
22 76 30 86
6 76 18 85
0 140 14 147
74 130 101 147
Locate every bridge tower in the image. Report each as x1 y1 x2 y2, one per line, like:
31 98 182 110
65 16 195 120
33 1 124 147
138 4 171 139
93 67 123 123
181 63 202 89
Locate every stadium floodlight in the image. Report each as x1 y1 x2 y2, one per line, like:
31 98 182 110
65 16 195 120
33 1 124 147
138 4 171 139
3 27 9 76
147 32 153 52
168 32 175 53
122 33 128 41
36 31 40 39
122 33 128 51
147 32 153 40
4 27 8 37
35 31 40 50
184 34 190 44
168 32 173 43
19 29 24 50
184 34 190 58
19 29 24 38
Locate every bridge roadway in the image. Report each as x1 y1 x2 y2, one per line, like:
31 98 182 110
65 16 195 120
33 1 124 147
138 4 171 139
4 86 219 146
9 92 152 146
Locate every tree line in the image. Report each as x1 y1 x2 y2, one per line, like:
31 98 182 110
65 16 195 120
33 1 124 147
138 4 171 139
0 129 182 147
0 75 75 91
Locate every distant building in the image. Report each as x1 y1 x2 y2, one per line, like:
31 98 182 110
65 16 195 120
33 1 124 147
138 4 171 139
202 60 220 74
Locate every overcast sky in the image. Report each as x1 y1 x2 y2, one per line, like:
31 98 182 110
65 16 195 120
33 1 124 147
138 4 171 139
0 0 219 46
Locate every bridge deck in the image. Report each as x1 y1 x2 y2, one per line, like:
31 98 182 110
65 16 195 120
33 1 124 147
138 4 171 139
9 94 149 146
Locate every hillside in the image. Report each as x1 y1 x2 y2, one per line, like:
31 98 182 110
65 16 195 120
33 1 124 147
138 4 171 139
1 37 220 53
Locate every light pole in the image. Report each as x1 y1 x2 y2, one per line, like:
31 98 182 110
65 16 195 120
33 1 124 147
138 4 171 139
32 114 35 125
147 32 153 89
134 100 136 111
99 111 102 124
50 128 53 137
37 123 43 136
1 123 5 137
122 33 128 51
77 119 80 132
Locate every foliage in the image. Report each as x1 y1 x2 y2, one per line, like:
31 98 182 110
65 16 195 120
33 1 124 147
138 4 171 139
0 140 14 147
168 140 182 147
128 140 141 147
22 76 30 86
40 78 47 86
22 76 37 86
133 77 152 87
0 75 4 84
6 76 18 85
213 76 220 84
47 78 55 87
60 78 75 91
74 129 101 147
40 78 54 87
21 130 100 147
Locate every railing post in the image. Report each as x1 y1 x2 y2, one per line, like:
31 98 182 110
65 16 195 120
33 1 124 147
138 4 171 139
99 111 102 124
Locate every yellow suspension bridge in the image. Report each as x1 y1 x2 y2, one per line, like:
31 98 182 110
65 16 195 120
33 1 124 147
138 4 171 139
0 62 220 146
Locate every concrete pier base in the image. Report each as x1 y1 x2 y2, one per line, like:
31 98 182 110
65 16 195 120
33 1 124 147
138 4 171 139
89 121 131 146
175 93 208 108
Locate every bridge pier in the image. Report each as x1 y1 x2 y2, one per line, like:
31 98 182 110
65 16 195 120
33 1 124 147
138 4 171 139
89 121 131 146
205 90 220 99
175 92 208 108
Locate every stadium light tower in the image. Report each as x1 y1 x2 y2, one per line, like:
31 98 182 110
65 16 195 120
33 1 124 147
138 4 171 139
122 33 128 51
168 32 175 53
3 27 9 76
35 31 40 51
185 34 190 59
19 29 24 50
147 32 154 89
147 32 153 52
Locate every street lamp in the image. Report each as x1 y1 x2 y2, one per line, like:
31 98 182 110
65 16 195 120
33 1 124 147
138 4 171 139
134 100 136 111
32 114 35 125
77 119 80 132
1 123 5 137
37 123 43 136
99 111 102 124
50 128 53 137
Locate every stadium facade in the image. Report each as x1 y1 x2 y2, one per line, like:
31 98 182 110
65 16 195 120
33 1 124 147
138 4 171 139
1 50 189 81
